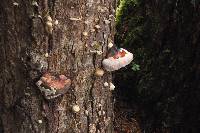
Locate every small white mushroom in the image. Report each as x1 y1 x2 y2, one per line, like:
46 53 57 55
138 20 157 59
96 51 103 55
44 53 49 58
69 17 82 21
91 29 96 32
46 16 52 22
82 32 88 36
98 103 102 107
109 82 115 91
45 21 53 34
108 42 113 48
46 21 53 27
38 15 42 19
95 25 101 29
98 111 102 116
54 20 58 25
89 50 97 53
104 20 110 24
38 120 42 124
32 1 38 6
13 2 19 6
103 82 109 87
85 110 89 116
102 111 105 115
95 68 104 77
72 105 80 113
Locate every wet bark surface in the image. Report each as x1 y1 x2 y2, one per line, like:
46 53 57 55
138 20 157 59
0 0 116 132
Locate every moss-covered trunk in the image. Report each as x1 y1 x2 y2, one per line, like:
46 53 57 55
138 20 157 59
0 0 116 132
115 0 200 132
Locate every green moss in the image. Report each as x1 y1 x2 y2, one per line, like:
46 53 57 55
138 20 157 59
116 0 139 26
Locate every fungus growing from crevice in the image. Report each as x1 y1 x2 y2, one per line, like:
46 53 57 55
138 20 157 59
102 48 133 71
36 73 71 99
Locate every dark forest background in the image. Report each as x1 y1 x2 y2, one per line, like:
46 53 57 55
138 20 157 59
114 0 200 132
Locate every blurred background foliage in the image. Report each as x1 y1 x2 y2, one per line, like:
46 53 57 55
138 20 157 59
114 0 200 132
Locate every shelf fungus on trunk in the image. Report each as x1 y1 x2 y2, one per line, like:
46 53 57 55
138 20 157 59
36 73 71 99
102 48 133 71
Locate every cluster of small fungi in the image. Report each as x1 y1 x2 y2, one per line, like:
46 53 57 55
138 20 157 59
36 44 133 100
34 2 133 106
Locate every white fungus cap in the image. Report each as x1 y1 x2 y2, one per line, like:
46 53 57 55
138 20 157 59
103 82 109 87
108 42 114 48
109 82 115 91
47 16 52 22
102 48 133 71
72 105 80 113
38 120 42 124
54 20 59 25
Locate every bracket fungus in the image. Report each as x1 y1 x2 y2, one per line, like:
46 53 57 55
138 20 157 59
36 73 71 99
102 48 133 71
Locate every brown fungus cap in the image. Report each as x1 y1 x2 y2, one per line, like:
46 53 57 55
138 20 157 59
36 73 71 99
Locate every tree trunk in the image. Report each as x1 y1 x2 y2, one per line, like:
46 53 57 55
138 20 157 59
0 0 116 132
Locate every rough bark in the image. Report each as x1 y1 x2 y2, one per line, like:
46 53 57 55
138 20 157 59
0 0 116 132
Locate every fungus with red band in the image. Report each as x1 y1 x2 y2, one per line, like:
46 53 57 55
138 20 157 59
36 73 71 99
102 47 133 72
